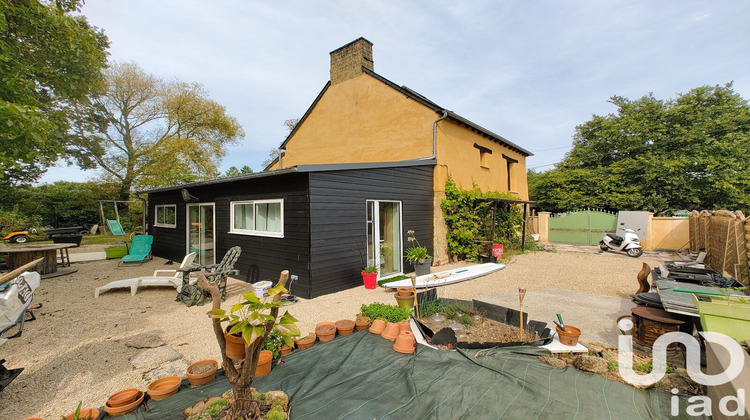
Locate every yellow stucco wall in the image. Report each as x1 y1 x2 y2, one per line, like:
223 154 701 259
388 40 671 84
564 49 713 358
276 75 435 167
275 73 528 200
435 122 529 200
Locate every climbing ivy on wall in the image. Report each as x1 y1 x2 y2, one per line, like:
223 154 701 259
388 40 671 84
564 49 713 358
441 178 524 261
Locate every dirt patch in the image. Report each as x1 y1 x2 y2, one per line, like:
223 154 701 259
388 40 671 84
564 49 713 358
422 313 540 346
538 341 704 395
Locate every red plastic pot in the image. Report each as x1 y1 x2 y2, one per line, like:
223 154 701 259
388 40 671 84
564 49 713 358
361 272 377 289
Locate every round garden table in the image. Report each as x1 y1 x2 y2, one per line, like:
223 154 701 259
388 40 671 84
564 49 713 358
2 243 75 275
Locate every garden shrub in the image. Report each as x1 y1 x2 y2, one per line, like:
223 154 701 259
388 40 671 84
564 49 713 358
441 178 524 261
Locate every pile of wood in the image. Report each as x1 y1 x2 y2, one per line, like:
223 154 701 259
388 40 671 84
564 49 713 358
689 210 749 287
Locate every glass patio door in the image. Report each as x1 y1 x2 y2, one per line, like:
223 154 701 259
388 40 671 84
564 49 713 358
366 200 402 278
187 203 215 265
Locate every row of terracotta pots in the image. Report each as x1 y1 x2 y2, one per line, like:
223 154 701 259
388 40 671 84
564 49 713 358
369 319 417 354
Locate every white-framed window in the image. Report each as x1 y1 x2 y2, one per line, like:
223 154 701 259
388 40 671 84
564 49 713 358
154 204 177 228
230 199 284 237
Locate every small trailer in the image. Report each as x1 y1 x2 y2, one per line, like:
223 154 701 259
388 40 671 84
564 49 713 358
43 226 90 239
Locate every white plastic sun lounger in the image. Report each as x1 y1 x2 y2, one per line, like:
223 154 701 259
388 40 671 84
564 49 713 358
95 253 197 298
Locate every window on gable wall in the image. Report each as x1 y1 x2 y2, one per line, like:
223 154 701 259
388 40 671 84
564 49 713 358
230 199 284 237
474 143 492 169
502 154 518 191
154 204 176 228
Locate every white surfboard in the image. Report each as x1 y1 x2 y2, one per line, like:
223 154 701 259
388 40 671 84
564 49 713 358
382 263 506 289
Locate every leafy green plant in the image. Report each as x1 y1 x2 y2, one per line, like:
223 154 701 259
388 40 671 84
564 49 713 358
209 284 299 348
441 178 523 261
404 230 431 263
419 300 444 318
201 271 299 416
363 265 379 274
360 303 412 322
441 303 480 326
262 329 286 359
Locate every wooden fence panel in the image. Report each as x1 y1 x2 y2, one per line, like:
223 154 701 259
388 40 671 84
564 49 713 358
690 210 749 287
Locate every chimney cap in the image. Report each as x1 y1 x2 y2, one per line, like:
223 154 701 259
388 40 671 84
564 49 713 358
329 37 373 55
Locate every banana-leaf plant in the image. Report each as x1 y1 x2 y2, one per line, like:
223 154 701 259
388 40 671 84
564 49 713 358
200 270 299 419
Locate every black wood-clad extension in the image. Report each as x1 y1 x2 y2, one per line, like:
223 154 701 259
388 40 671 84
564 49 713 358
146 164 434 299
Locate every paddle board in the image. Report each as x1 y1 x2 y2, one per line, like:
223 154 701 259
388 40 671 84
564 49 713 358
382 263 505 288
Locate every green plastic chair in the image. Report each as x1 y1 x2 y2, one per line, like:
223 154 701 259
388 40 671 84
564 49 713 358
106 219 126 236
119 235 153 266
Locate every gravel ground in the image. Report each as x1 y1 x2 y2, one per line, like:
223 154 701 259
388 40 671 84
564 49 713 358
2 245 667 419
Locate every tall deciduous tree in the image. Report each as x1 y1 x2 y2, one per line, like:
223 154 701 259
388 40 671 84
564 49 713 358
70 61 245 200
530 84 750 213
0 0 109 184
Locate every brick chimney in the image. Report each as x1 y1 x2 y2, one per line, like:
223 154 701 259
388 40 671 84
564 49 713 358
329 37 373 85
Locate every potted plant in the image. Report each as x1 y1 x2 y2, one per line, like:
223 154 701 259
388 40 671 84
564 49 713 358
361 264 379 289
201 270 300 418
405 230 431 276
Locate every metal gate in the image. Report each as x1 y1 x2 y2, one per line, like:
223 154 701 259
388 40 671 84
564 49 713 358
548 210 617 245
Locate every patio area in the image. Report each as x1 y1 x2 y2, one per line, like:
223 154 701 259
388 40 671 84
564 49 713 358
1 244 669 419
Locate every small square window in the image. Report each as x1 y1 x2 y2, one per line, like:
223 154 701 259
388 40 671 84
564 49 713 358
154 205 176 228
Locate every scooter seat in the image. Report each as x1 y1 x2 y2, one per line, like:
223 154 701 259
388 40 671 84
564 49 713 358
606 233 624 242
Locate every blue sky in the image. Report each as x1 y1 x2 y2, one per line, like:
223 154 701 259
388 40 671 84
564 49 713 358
40 1 750 183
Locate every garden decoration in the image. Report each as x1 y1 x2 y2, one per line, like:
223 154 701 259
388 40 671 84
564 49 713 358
518 287 526 341
201 270 300 419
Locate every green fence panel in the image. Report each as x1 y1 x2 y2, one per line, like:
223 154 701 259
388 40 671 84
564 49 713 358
548 210 617 245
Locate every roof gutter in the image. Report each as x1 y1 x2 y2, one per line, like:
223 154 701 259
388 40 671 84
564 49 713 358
432 110 449 158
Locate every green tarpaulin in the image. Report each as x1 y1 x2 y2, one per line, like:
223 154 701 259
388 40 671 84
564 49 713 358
104 331 706 419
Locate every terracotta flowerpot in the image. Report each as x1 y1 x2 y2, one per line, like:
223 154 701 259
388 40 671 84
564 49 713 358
107 388 140 407
393 330 417 354
224 325 246 360
397 320 411 333
394 292 415 310
255 350 273 377
369 319 386 334
294 333 316 349
63 408 99 420
280 345 293 356
335 319 355 336
361 271 378 289
104 390 145 417
316 322 337 342
396 286 414 297
380 322 400 341
556 325 582 346
355 315 371 331
147 376 181 401
186 359 218 386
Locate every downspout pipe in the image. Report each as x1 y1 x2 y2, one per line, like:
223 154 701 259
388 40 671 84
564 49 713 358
432 110 449 158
